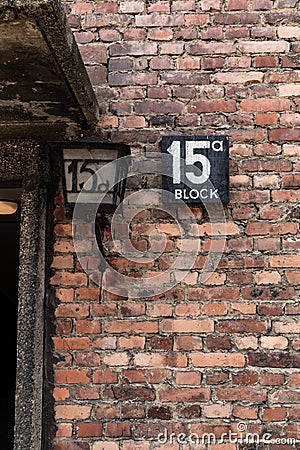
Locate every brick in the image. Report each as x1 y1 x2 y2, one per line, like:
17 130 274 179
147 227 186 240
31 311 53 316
286 271 300 284
201 27 223 40
240 98 290 112
254 56 278 67
53 337 90 350
94 2 118 13
119 336 145 349
124 28 146 40
93 369 118 384
270 256 300 268
290 374 300 386
233 405 258 419
231 303 256 315
282 174 300 187
99 29 121 42
53 387 70 401
216 388 266 402
279 84 300 97
103 353 130 366
149 29 173 40
252 0 273 8
120 1 144 13
270 390 300 404
177 57 200 70
283 144 300 156
202 57 225 69
193 222 240 236
93 442 120 450
108 72 157 86
212 71 264 84
280 113 300 126
122 369 146 383
110 42 157 56
79 44 107 65
134 353 187 367
248 352 300 368
242 286 294 301
214 12 260 25
135 14 184 27
256 237 281 251
77 423 103 437
123 116 146 128
206 371 229 385
191 353 245 367
113 386 155 401
55 304 89 318
188 100 236 113
135 101 184 114
218 319 269 333
239 41 289 53
148 336 173 351
175 336 203 350
203 404 232 418
55 369 89 384
205 335 231 350
278 26 300 39
255 113 278 125
75 387 99 400
55 405 91 420
235 336 258 350
255 271 281 285
188 42 235 54
161 71 210 85
105 320 158 333
188 287 240 301
273 320 300 333
272 189 300 201
261 373 285 386
106 422 131 438
86 66 107 85
172 0 196 10
185 14 209 25
201 0 221 10
261 336 288 350
51 272 87 287
71 2 93 14
176 371 201 385
158 387 210 402
263 408 286 421
202 303 227 316
76 320 101 334
55 288 74 303
227 129 265 142
246 222 296 236
227 0 247 9
160 319 214 333
232 371 259 385
269 128 300 142
56 423 72 438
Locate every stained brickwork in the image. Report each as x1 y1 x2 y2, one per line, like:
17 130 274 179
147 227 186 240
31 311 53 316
51 1 300 448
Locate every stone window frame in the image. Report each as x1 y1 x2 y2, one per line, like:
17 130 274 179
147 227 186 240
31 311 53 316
0 140 49 450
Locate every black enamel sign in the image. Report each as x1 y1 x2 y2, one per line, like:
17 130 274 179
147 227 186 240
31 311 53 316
162 136 229 204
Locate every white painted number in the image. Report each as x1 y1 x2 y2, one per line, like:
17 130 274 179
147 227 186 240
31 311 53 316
185 141 211 185
166 140 211 185
166 140 181 184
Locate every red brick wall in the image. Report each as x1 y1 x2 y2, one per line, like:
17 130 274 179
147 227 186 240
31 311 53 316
52 1 300 448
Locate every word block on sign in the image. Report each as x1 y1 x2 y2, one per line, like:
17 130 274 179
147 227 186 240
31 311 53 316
162 136 230 204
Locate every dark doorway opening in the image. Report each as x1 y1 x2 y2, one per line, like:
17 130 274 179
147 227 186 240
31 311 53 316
0 194 21 449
